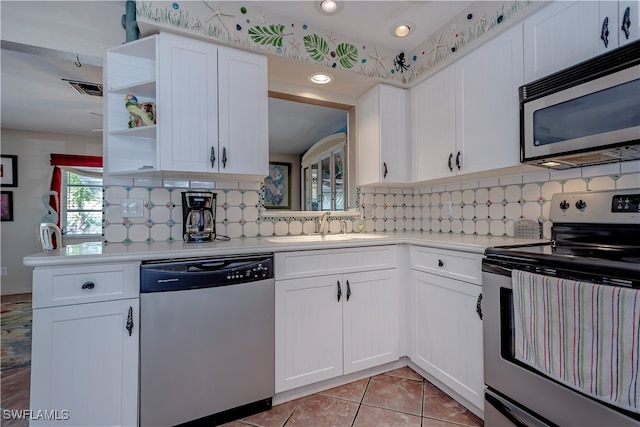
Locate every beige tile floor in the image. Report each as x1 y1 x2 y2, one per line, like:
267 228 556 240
223 367 483 427
1 294 482 427
1 362 483 427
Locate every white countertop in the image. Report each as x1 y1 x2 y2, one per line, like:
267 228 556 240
23 231 546 267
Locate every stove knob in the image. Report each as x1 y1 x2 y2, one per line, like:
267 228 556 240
575 199 587 211
559 200 570 211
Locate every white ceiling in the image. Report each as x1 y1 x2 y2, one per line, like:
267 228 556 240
0 1 472 155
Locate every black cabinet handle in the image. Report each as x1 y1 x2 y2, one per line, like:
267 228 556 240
455 151 462 170
601 16 610 48
222 147 227 168
337 280 342 302
476 293 483 320
126 306 134 336
346 280 351 301
448 153 453 172
621 7 631 39
438 259 444 268
81 281 95 290
210 146 216 167
383 162 388 179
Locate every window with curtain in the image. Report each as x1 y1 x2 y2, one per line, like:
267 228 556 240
49 154 103 237
62 168 103 236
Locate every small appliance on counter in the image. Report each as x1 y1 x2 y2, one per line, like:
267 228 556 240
181 191 216 242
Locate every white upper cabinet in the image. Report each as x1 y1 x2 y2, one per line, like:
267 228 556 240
157 33 218 173
411 66 456 182
105 32 268 179
218 47 269 177
411 24 524 182
357 84 410 186
523 1 639 83
455 23 524 176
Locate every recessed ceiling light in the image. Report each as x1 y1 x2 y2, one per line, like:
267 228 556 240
314 0 342 15
309 72 333 85
394 24 411 37
321 0 337 13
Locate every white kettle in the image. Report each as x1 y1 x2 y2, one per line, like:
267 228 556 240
38 223 62 251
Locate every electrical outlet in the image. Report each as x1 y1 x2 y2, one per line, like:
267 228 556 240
1 267 7 276
443 201 453 217
120 199 144 218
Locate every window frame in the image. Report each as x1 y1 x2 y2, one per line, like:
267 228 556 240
60 167 103 238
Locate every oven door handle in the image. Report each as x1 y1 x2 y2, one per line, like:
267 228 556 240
485 393 529 427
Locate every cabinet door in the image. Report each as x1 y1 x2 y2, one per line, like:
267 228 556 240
158 33 218 172
357 84 382 186
379 85 409 184
524 1 610 82
218 47 269 176
30 299 139 426
358 84 409 185
343 269 399 375
456 24 524 175
411 66 456 182
275 275 343 392
411 270 484 410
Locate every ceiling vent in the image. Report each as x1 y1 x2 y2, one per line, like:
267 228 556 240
62 79 103 97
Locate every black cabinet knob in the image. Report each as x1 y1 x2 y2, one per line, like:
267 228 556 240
438 259 444 268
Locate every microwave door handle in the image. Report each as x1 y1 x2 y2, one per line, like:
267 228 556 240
485 393 529 427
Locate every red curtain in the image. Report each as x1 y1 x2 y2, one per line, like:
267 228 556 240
49 154 103 228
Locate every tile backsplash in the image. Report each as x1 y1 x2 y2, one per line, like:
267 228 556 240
103 162 640 243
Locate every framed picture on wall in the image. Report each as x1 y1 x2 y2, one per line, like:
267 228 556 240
1 191 14 221
0 155 18 187
264 162 291 209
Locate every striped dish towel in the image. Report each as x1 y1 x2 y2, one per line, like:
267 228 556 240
512 270 640 414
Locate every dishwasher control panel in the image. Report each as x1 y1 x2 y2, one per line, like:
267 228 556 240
141 254 274 292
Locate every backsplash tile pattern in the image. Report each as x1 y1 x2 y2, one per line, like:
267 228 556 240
103 162 639 243
359 162 640 239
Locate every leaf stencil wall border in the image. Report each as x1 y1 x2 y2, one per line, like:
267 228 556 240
136 0 537 85
249 24 292 47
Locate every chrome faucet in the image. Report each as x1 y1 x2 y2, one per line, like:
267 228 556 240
316 212 330 234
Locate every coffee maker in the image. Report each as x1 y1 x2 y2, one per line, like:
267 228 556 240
181 191 216 242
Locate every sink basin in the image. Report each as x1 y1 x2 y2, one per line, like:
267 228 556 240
265 234 388 243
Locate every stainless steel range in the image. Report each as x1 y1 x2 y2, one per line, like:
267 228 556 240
482 189 640 426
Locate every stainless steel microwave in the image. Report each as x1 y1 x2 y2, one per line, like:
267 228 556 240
520 40 640 169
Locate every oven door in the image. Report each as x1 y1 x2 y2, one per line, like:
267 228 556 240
482 263 640 427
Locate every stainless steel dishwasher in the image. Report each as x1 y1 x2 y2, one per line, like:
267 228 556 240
140 254 274 427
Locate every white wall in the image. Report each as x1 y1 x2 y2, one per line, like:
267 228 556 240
0 129 102 295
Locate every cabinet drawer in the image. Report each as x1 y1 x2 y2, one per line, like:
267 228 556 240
275 246 397 280
33 262 140 308
409 246 481 285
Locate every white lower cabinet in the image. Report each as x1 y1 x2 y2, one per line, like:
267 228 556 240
409 247 484 412
30 263 139 426
275 248 399 393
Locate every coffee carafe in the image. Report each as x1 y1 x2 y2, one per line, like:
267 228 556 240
181 191 216 242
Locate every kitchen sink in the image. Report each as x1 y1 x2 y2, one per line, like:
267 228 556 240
265 233 389 243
